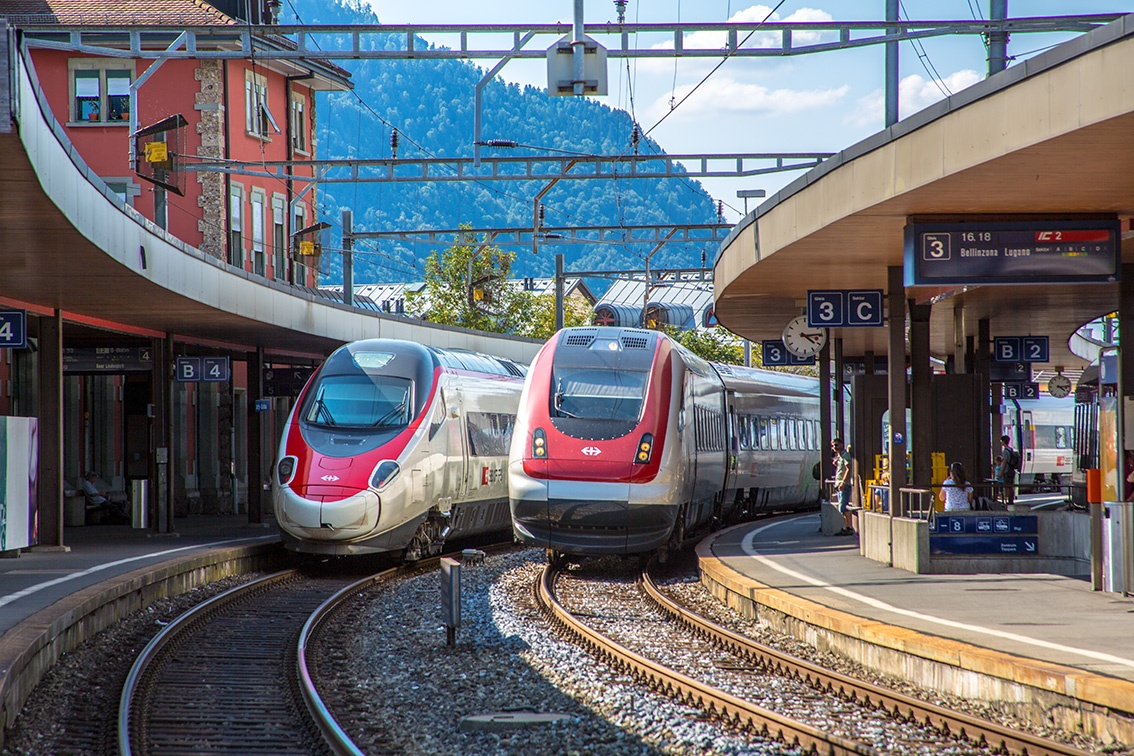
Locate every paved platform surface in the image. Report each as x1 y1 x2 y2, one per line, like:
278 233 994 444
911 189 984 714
0 517 278 637
707 512 1134 684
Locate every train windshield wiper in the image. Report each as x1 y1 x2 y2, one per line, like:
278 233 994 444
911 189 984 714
554 379 581 418
312 392 337 425
373 390 410 427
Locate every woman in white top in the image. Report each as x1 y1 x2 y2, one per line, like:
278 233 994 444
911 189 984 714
938 462 974 511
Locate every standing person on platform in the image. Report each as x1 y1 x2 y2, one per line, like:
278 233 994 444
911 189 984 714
938 462 975 511
1000 435 1020 505
832 438 854 535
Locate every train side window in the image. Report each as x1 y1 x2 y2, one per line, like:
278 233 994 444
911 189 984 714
428 388 446 441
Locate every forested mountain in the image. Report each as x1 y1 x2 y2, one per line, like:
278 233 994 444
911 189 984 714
284 0 719 285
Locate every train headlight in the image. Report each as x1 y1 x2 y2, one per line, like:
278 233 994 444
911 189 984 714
277 456 297 486
370 460 400 490
532 428 548 459
635 434 654 464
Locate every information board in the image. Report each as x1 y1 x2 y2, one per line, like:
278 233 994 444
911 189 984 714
904 219 1120 285
64 345 153 373
175 356 230 383
930 514 1038 555
264 367 315 397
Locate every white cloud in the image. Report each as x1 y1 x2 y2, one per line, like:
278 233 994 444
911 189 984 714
843 69 982 128
652 5 837 54
642 77 850 122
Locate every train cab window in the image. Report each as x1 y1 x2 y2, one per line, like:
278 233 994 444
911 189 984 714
428 388 446 440
551 367 648 422
303 375 413 428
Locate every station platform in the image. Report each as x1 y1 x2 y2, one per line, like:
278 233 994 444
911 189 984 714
0 517 279 636
698 512 1134 744
0 516 283 743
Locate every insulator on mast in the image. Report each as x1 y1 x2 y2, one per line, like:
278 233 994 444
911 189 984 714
390 129 399 159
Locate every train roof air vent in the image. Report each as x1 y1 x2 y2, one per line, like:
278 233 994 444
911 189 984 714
620 335 650 350
564 333 596 347
714 364 734 375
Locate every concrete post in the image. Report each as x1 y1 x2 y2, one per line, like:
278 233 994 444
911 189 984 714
976 318 992 482
247 347 264 524
819 338 833 484
833 337 845 440
953 306 967 374
909 301 932 487
37 311 64 548
887 266 907 513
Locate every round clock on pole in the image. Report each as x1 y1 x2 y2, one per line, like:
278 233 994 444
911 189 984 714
1047 374 1071 399
781 315 827 358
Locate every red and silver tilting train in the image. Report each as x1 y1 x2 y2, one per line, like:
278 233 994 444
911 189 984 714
273 339 526 558
509 326 823 560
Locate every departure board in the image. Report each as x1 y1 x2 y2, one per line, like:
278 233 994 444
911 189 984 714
904 219 1120 285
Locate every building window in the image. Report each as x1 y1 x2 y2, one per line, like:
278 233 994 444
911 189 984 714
71 64 132 124
251 193 265 276
290 93 307 153
229 186 244 268
245 70 278 139
272 197 286 281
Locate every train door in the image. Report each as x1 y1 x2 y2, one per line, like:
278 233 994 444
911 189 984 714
1019 408 1036 477
723 392 739 495
442 386 468 500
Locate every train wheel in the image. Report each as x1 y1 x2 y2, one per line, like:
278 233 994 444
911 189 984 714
546 549 568 568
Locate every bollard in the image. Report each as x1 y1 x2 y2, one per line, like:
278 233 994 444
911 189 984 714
441 556 461 646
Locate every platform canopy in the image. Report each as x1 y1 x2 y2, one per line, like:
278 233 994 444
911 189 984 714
713 15 1134 370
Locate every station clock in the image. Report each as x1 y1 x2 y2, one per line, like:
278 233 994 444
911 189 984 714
781 315 827 359
1047 374 1071 399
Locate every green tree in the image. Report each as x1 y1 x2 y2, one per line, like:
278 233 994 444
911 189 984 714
410 228 592 338
663 326 745 365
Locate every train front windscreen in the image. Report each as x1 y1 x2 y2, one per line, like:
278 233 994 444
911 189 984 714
547 332 657 440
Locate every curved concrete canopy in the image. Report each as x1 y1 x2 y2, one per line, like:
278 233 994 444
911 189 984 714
0 45 541 364
714 14 1134 370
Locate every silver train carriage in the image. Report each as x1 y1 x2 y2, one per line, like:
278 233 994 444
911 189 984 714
273 339 526 557
508 327 822 558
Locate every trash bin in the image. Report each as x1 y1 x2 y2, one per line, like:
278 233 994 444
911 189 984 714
131 479 150 529
1102 501 1132 593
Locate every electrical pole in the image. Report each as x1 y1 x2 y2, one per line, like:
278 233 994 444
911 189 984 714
342 209 353 307
988 0 1009 75
555 253 565 332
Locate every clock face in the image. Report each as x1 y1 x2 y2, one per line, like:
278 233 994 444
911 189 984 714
1047 375 1071 398
782 315 827 358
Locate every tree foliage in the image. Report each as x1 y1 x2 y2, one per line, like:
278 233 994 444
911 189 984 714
410 229 591 339
663 326 745 365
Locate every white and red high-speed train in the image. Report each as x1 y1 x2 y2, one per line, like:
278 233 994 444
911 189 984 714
273 339 526 557
509 327 821 558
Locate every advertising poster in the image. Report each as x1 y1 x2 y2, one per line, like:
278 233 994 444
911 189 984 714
0 417 39 551
1099 396 1118 502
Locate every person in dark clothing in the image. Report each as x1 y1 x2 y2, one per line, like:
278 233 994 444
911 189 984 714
999 435 1019 505
82 472 130 524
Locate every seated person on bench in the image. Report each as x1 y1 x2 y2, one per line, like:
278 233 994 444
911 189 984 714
82 472 130 524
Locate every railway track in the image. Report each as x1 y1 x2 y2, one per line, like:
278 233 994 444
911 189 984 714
641 571 1098 756
536 562 1098 756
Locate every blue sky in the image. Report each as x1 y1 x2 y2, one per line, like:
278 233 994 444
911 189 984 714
362 1 1133 220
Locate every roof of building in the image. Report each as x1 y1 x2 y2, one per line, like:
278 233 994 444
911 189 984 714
1 0 237 25
596 279 714 330
321 278 597 316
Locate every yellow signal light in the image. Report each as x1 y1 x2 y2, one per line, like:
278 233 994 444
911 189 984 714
638 452 648 461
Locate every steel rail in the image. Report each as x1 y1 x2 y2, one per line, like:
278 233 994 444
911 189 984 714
117 570 301 756
640 570 1098 756
535 564 880 756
